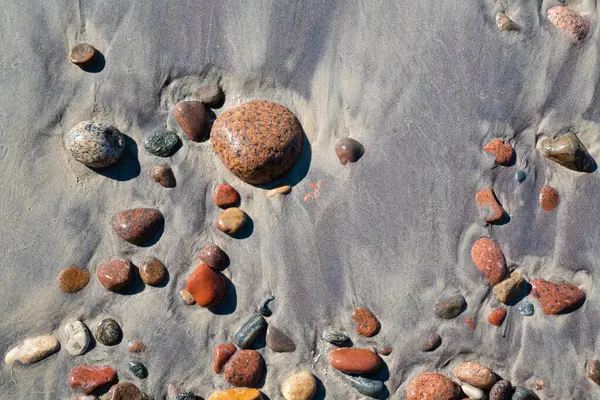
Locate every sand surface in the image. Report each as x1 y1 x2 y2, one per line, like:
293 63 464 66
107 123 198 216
1 0 600 398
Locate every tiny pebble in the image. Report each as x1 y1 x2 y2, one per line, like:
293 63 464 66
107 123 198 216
539 186 559 211
129 361 148 379
151 165 176 188
139 258 167 286
517 302 534 316
198 244 228 271
266 185 292 198
587 360 600 385
515 170 526 182
180 288 196 305
128 339 146 353
377 346 392 356
344 375 384 397
321 331 351 346
259 295 275 317
69 43 97 66
422 333 441 352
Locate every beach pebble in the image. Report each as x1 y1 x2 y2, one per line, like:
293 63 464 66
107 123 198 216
207 388 263 400
139 257 167 286
259 295 275 317
69 43 97 66
266 326 296 352
63 320 91 356
193 83 225 108
587 360 600 385
234 314 267 349
129 361 148 379
435 295 467 319
407 372 461 400
128 339 146 353
215 184 240 208
95 318 122 346
511 387 539 400
266 185 292 198
281 371 317 400
490 380 512 400
453 362 496 390
547 6 589 44
488 308 507 326
173 395 196 400
496 13 520 32
68 365 117 394
539 186 559 211
517 302 534 316
493 271 525 304
97 259 132 291
328 348 380 374
422 333 442 352
464 317 476 331
66 121 125 168
174 100 211 142
214 343 237 373
321 332 350 346
58 266 90 293
112 208 164 246
143 128 179 157
484 139 514 165
180 288 196 305
540 133 594 172
352 307 380 337
471 238 508 286
335 137 364 165
224 349 264 387
344 375 384 397
71 395 99 400
4 335 60 365
106 382 142 399
377 347 392 356
186 263 226 307
199 244 228 270
531 279 585 314
476 187 505 223
216 208 248 235
515 170 526 182
461 383 485 399
151 165 176 188
211 100 303 185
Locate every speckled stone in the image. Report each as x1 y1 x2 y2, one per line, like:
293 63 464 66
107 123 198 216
193 83 225 108
63 320 91 356
476 188 505 223
112 208 164 245
128 339 146 353
95 318 122 346
515 170 526 182
344 375 384 397
282 371 317 400
139 258 167 286
488 308 507 326
493 272 525 304
4 335 60 365
180 288 196 305
407 373 461 400
208 388 263 400
129 361 148 379
540 133 594 172
335 137 364 165
490 380 512 400
539 186 559 211
321 331 350 346
97 259 132 291
484 139 514 166
211 100 304 185
216 208 248 236
266 185 292 197
151 165 176 188
266 326 296 352
69 365 117 394
531 279 585 315
199 244 228 270
352 307 380 337
143 128 179 157
66 121 125 168
511 387 539 400
471 238 508 286
186 263 226 307
517 302 534 316
453 362 496 390
234 314 267 349
106 382 142 400
547 6 589 44
328 348 380 374
58 266 90 293
214 343 237 373
223 350 264 387
215 184 241 208
422 333 442 352
587 360 600 385
435 295 466 319
174 100 211 142
69 43 97 66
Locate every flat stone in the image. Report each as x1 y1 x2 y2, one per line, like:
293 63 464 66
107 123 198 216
58 266 90 293
174 100 210 142
511 387 539 400
328 348 380 374
517 302 534 316
493 272 526 304
143 128 179 157
139 258 167 286
587 360 600 385
129 361 148 379
435 295 466 319
476 188 505 223
106 382 142 400
344 375 384 397
335 137 364 165
282 371 317 400
69 43 97 66
215 184 240 208
453 361 496 390
377 347 392 356
490 380 512 400
180 288 196 305
515 170 527 182
462 383 485 399
484 139 514 165
407 373 461 400
531 279 585 315
199 244 228 270
193 83 225 108
321 331 350 346
540 132 594 171
127 339 146 353
422 333 442 352
234 314 267 349
216 208 248 236
95 318 122 346
69 365 117 394
186 263 226 307
63 320 91 356
223 349 264 387
207 389 263 400
4 335 60 365
151 165 176 188
496 13 520 31
547 6 589 44
266 326 296 352
471 238 508 286
266 185 292 197
488 308 507 326
211 100 304 185
214 343 237 373
112 208 164 245
352 307 380 337
66 121 125 168
539 186 559 211
97 259 132 291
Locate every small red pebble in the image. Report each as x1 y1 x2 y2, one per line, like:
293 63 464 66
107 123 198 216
214 184 240 208
352 307 380 337
484 139 514 166
377 347 392 356
488 308 507 326
464 317 476 331
128 339 146 353
475 187 505 223
213 343 237 373
539 186 559 211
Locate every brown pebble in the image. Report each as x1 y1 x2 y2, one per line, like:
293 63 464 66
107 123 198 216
139 258 167 286
58 266 90 293
127 339 146 353
471 238 507 286
378 347 392 356
96 259 132 291
151 165 176 188
266 185 292 198
422 333 442 352
180 288 196 305
198 244 228 271
587 360 600 385
223 349 264 387
483 139 514 166
352 307 380 337
335 137 364 165
106 382 142 399
214 184 240 208
532 380 545 390
216 208 248 236
213 343 237 373
174 100 210 142
539 186 559 211
193 83 225 108
69 43 97 66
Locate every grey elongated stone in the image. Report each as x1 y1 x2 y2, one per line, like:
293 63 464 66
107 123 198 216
129 361 148 379
234 314 267 349
266 326 295 352
321 331 350 346
434 295 466 319
344 375 384 397
512 387 539 400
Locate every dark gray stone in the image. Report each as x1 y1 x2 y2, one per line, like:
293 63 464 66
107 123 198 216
515 170 526 182
517 302 534 316
259 295 275 317
344 375 384 397
490 380 512 400
234 314 267 349
129 361 148 379
143 128 180 157
321 331 350 346
512 387 539 400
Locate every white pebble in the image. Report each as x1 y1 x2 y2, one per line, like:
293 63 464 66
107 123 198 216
5 335 60 365
63 320 91 356
461 382 485 399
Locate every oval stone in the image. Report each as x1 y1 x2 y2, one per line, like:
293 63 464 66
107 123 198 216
234 314 267 349
435 295 466 319
69 365 117 394
211 100 304 185
198 244 228 270
215 184 241 208
266 326 296 353
129 361 148 379
95 318 122 346
539 186 559 211
69 43 97 66
139 258 167 286
223 350 264 387
58 266 90 293
216 208 247 235
174 100 210 142
321 332 350 346
112 208 163 245
143 128 179 157
352 307 380 337
106 382 142 399
281 371 317 400
4 335 60 365
517 302 534 316
128 339 146 353
208 389 263 400
335 137 364 165
462 382 485 399
186 263 226 307
328 348 380 374
407 373 461 400
63 320 91 356
344 375 384 397
511 387 539 400
490 380 512 400
531 279 585 315
422 333 442 352
515 170 527 182
193 83 225 108
97 259 132 290
453 361 496 390
214 343 237 373
471 238 507 286
488 308 507 326
151 164 176 188
66 121 125 168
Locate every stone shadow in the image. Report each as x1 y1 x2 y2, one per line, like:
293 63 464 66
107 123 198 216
80 50 105 73
208 275 237 315
258 133 312 190
92 134 140 181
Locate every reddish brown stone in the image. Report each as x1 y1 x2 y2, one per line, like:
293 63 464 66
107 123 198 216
210 100 303 185
69 43 97 66
96 259 132 290
407 372 462 400
198 244 228 270
214 184 241 208
328 348 380 374
547 6 589 44
174 100 210 142
213 343 237 373
531 279 585 315
223 349 264 387
335 137 364 165
471 238 508 286
377 347 392 356
476 188 505 223
587 360 600 385
484 139 514 166
464 317 476 331
539 186 559 211
139 258 167 286
151 165 176 188
68 365 117 394
488 308 507 326
454 362 496 390
112 208 164 245
352 307 380 337
127 339 146 353
186 263 226 307
106 382 142 399
58 266 90 293
489 380 512 400
422 333 442 352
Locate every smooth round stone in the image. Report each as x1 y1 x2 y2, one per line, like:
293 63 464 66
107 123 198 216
539 186 559 211
321 331 350 346
151 164 176 188
143 128 179 157
63 320 91 356
471 238 508 286
234 314 267 349
493 272 525 304
193 83 225 108
106 382 142 400
216 208 248 235
129 361 148 379
180 288 196 305
139 258 167 286
58 266 90 293
199 244 228 270
422 333 442 352
435 295 466 319
174 100 210 142
4 335 60 365
281 371 317 400
352 307 380 337
512 387 539 400
587 360 600 385
488 308 507 326
97 259 132 291
69 365 117 394
453 361 496 390
223 349 264 387
344 375 384 397
515 170 527 182
211 100 304 185
461 382 485 399
207 388 263 400
328 348 380 374
186 263 226 307
266 326 296 352
213 343 237 373
69 43 97 66
490 380 512 400
531 278 585 315
66 121 125 168
483 139 514 166
215 183 241 208
407 372 461 400
128 339 146 353
95 318 122 346
377 346 392 356
517 302 534 316
112 208 164 245
335 137 364 165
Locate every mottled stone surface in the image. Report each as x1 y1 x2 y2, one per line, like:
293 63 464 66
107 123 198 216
193 83 224 108
488 308 507 326
68 365 117 394
129 361 148 379
112 208 163 245
352 307 380 337
335 137 364 165
476 187 505 223
66 121 124 168
223 350 264 387
214 343 237 373
422 333 442 352
143 128 179 157
344 375 384 397
435 295 466 319
216 208 248 235
4 335 60 365
215 184 241 208
69 43 97 66
186 263 226 307
127 339 146 353
139 258 167 286
518 302 534 316
490 380 512 400
95 318 122 346
211 100 304 185
407 373 461 400
511 387 539 400
63 320 90 356
199 244 228 270
471 238 507 286
281 371 317 400
540 132 594 171
106 382 142 399
496 13 520 31
96 259 132 290
266 326 296 352
493 272 525 304
531 279 585 314
208 388 263 400
484 139 514 165
151 165 176 188
234 314 267 349
266 185 292 197
539 186 559 211
174 100 210 142
321 331 350 346
547 6 589 44
328 348 380 374
58 266 90 293
587 360 600 385
453 362 496 389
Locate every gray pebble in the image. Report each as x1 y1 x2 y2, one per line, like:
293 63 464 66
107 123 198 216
143 128 180 157
94 318 122 346
517 302 534 316
321 332 350 346
512 387 539 400
343 375 384 397
129 361 148 379
66 121 124 168
234 314 267 349
434 295 466 319
192 83 224 108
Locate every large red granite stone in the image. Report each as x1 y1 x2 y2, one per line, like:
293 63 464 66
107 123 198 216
531 279 585 315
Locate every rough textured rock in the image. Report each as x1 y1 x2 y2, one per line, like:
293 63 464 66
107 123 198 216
66 121 125 168
223 350 264 387
490 380 512 400
281 371 317 400
266 326 296 352
58 266 90 293
216 208 248 235
352 307 380 337
234 314 267 349
539 186 559 211
94 318 122 346
435 295 466 319
127 339 146 353
531 279 585 315
493 271 525 304
151 164 176 188
139 258 167 286
266 185 292 197
488 308 507 326
484 139 514 165
328 348 380 374
112 208 164 245
174 100 211 142
496 13 520 31
587 360 600 385
186 263 226 307
143 128 179 157
106 382 142 399
547 6 589 44
69 43 97 66
407 373 461 400
198 244 228 270
214 343 237 373
63 320 91 356
68 365 117 394
96 259 132 290
193 83 225 108
129 361 148 379
211 100 304 185
344 375 384 397
476 188 505 223
453 362 496 390
215 184 241 208
540 132 594 171
422 333 442 352
335 137 364 165
321 332 350 346
471 238 508 286
4 335 60 365
207 389 263 400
